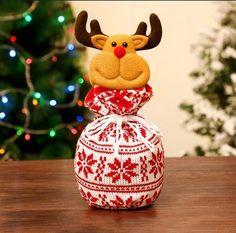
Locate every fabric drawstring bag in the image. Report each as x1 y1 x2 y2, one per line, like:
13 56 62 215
74 85 164 209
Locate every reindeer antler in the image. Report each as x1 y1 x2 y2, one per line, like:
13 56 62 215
75 11 107 48
133 13 162 50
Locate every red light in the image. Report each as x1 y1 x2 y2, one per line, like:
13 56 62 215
22 108 27 114
25 58 33 65
84 74 89 81
77 100 83 107
77 125 84 131
10 36 17 43
68 27 74 34
25 133 31 141
70 128 78 135
51 55 58 62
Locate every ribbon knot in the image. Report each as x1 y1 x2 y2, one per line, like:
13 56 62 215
82 114 162 155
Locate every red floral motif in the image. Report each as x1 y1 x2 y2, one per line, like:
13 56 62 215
84 85 153 116
145 190 161 205
98 194 110 208
110 195 148 208
109 90 133 110
80 188 98 206
148 148 164 178
140 127 146 138
77 149 97 178
123 124 137 143
98 123 139 143
105 158 138 183
98 123 116 142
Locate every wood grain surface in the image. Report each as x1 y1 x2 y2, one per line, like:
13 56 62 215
0 157 235 233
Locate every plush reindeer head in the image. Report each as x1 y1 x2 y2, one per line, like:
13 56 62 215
75 11 162 90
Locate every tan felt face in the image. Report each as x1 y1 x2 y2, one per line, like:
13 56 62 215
89 34 150 90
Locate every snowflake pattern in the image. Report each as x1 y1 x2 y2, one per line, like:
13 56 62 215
80 188 98 206
84 85 153 116
105 158 138 183
77 149 97 178
148 148 164 178
110 194 148 208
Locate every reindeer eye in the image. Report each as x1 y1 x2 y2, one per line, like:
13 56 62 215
111 41 117 47
122 42 128 48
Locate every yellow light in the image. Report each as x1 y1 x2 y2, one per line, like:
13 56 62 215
0 148 5 155
32 99 38 106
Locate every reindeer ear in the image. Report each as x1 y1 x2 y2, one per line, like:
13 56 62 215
91 35 108 49
131 35 149 49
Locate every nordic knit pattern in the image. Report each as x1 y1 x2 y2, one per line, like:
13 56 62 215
74 85 164 209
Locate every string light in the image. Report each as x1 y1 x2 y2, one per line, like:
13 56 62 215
67 43 75 51
76 115 84 122
68 27 74 34
1 96 8 104
34 92 41 99
0 3 87 160
84 75 89 81
9 49 16 57
24 13 32 22
32 99 38 106
25 58 33 65
0 112 6 120
77 100 83 107
49 129 56 137
10 36 17 43
24 133 31 141
67 85 76 92
0 2 38 22
70 128 78 135
51 55 58 62
57 16 65 23
49 100 57 106
22 108 28 114
0 148 5 155
77 77 84 84
77 125 84 131
16 127 23 136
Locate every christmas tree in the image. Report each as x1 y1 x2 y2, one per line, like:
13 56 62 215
0 1 89 160
180 2 236 156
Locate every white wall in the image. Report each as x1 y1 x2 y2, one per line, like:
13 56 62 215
71 1 218 157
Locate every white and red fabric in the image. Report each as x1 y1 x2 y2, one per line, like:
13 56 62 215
74 85 164 209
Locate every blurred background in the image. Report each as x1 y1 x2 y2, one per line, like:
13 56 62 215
0 1 235 160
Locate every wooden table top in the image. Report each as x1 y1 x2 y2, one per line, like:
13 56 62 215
0 157 235 233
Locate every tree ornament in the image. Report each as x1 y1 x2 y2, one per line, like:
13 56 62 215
74 11 164 209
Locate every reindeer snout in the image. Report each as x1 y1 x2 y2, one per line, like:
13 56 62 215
114 46 126 59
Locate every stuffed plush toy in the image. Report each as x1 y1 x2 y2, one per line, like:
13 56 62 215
74 11 164 209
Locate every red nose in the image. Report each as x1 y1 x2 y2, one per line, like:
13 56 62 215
114 46 126 58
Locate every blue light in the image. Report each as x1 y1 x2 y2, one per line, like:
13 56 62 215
0 112 6 120
9 49 16 57
67 43 75 51
2 96 8 104
76 115 84 122
58 16 65 23
67 85 75 92
49 100 57 106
